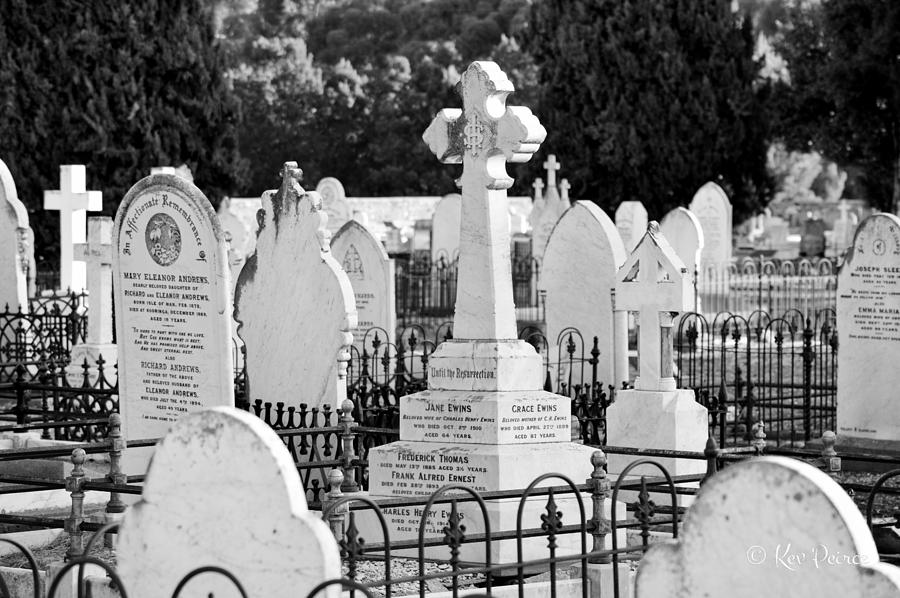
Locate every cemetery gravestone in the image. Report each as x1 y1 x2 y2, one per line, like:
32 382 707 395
688 181 732 269
542 201 628 389
558 178 571 216
837 213 900 451
316 177 351 235
331 220 397 348
44 165 102 292
527 177 545 235
605 223 707 484
66 217 117 385
430 193 462 263
113 173 234 442
117 407 341 598
235 163 357 411
616 201 649 252
532 155 564 259
800 215 827 258
0 159 34 312
366 61 607 562
636 457 900 598
660 207 704 312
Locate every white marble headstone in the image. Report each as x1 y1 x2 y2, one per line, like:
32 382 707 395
689 182 732 270
542 201 628 387
636 457 900 597
235 163 357 411
316 177 351 235
430 193 462 262
331 220 397 348
837 213 900 448
660 207 704 283
113 174 234 441
117 407 341 598
615 200 649 252
0 159 34 312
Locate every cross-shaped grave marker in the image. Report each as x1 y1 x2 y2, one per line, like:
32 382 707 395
543 154 561 190
75 217 114 345
532 177 544 201
616 221 692 391
44 165 102 292
423 61 546 340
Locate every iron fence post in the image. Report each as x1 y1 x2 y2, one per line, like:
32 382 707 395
701 436 719 485
65 448 87 560
587 450 611 563
324 468 347 541
339 399 359 492
751 420 766 455
105 413 126 548
802 318 815 442
819 430 842 480
13 363 27 429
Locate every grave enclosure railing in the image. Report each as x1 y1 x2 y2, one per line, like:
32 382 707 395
0 292 88 365
394 254 544 328
695 255 838 317
675 308 837 449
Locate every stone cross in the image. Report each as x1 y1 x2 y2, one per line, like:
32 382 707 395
532 177 544 202
543 154 561 190
559 178 571 213
423 61 546 340
616 222 691 391
75 217 113 345
43 165 102 292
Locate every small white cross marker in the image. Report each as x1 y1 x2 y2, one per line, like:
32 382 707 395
75 217 113 344
616 222 691 391
43 165 102 292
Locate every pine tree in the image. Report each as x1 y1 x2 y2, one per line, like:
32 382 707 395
521 0 770 221
0 0 245 265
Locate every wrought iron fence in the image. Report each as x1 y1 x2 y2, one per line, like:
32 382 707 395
0 357 118 441
695 256 838 317
394 255 544 328
675 308 837 448
0 293 88 364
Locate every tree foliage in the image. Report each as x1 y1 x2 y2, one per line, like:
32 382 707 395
770 0 900 212
520 0 771 221
226 0 536 197
0 0 245 265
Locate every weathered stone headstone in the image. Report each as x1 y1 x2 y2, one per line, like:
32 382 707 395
44 165 102 292
616 201 649 253
527 177 545 235
689 181 732 270
118 407 340 598
235 164 357 411
636 457 900 597
532 155 564 259
660 207 704 282
331 220 396 347
558 178 571 216
837 214 900 451
542 201 628 388
316 177 351 235
605 222 706 483
0 159 34 312
366 60 605 563
113 173 234 442
430 193 462 262
66 217 117 385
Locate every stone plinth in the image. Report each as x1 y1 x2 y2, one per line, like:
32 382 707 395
426 339 543 392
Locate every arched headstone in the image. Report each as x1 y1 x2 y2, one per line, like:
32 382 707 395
542 201 628 388
118 407 341 598
637 457 900 597
316 177 351 235
0 159 33 312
